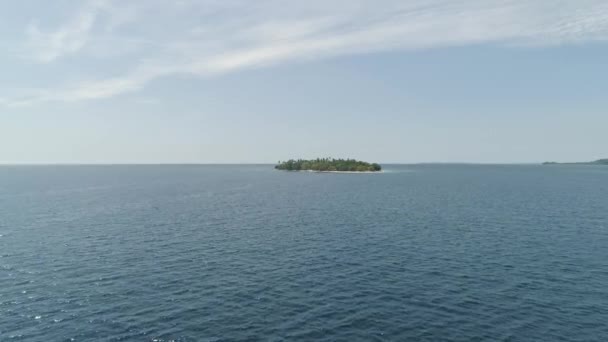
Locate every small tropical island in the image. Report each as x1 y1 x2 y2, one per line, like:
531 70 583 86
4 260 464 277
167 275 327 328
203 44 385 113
275 158 382 172
543 159 608 165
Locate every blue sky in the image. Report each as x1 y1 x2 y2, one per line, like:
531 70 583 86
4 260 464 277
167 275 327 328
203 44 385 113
1 0 607 164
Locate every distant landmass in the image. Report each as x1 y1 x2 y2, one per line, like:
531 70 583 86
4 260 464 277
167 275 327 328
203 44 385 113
543 159 608 165
275 158 382 172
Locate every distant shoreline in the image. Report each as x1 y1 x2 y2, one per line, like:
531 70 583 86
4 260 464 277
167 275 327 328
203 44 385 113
543 159 608 166
278 169 384 174
275 158 382 172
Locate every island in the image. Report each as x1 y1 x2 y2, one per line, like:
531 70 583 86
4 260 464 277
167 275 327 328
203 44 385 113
543 159 608 165
275 158 382 172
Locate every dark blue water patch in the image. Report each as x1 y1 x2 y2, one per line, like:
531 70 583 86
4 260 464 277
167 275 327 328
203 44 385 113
1 164 607 341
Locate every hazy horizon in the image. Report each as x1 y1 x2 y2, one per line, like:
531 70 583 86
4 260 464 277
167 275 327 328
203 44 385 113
0 160 601 166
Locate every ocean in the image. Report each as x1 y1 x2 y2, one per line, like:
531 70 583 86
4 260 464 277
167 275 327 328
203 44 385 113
1 164 607 341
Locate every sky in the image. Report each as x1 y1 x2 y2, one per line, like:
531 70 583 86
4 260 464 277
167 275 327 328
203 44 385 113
1 0 607 164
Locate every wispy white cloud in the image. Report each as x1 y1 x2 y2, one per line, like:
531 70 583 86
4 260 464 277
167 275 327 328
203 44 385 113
24 0 110 63
6 0 608 106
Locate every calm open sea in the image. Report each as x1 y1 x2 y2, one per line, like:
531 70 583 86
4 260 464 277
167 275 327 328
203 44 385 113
1 165 607 341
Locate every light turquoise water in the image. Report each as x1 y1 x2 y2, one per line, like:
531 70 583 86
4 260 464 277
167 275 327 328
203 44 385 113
1 165 607 341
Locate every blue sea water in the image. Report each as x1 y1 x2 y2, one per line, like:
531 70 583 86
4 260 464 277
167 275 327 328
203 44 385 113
1 164 607 341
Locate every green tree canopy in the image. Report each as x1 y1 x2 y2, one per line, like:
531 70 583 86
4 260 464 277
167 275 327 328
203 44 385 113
275 158 382 172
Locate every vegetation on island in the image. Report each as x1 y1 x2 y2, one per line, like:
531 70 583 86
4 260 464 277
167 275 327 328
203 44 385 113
543 159 608 165
275 158 382 172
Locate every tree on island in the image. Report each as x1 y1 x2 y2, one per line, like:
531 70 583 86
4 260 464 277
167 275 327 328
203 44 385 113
275 158 382 172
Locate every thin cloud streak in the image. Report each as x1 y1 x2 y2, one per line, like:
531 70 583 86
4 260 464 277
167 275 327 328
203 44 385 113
7 0 608 106
24 0 110 63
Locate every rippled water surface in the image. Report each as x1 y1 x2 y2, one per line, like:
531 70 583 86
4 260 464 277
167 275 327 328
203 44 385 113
1 165 608 341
